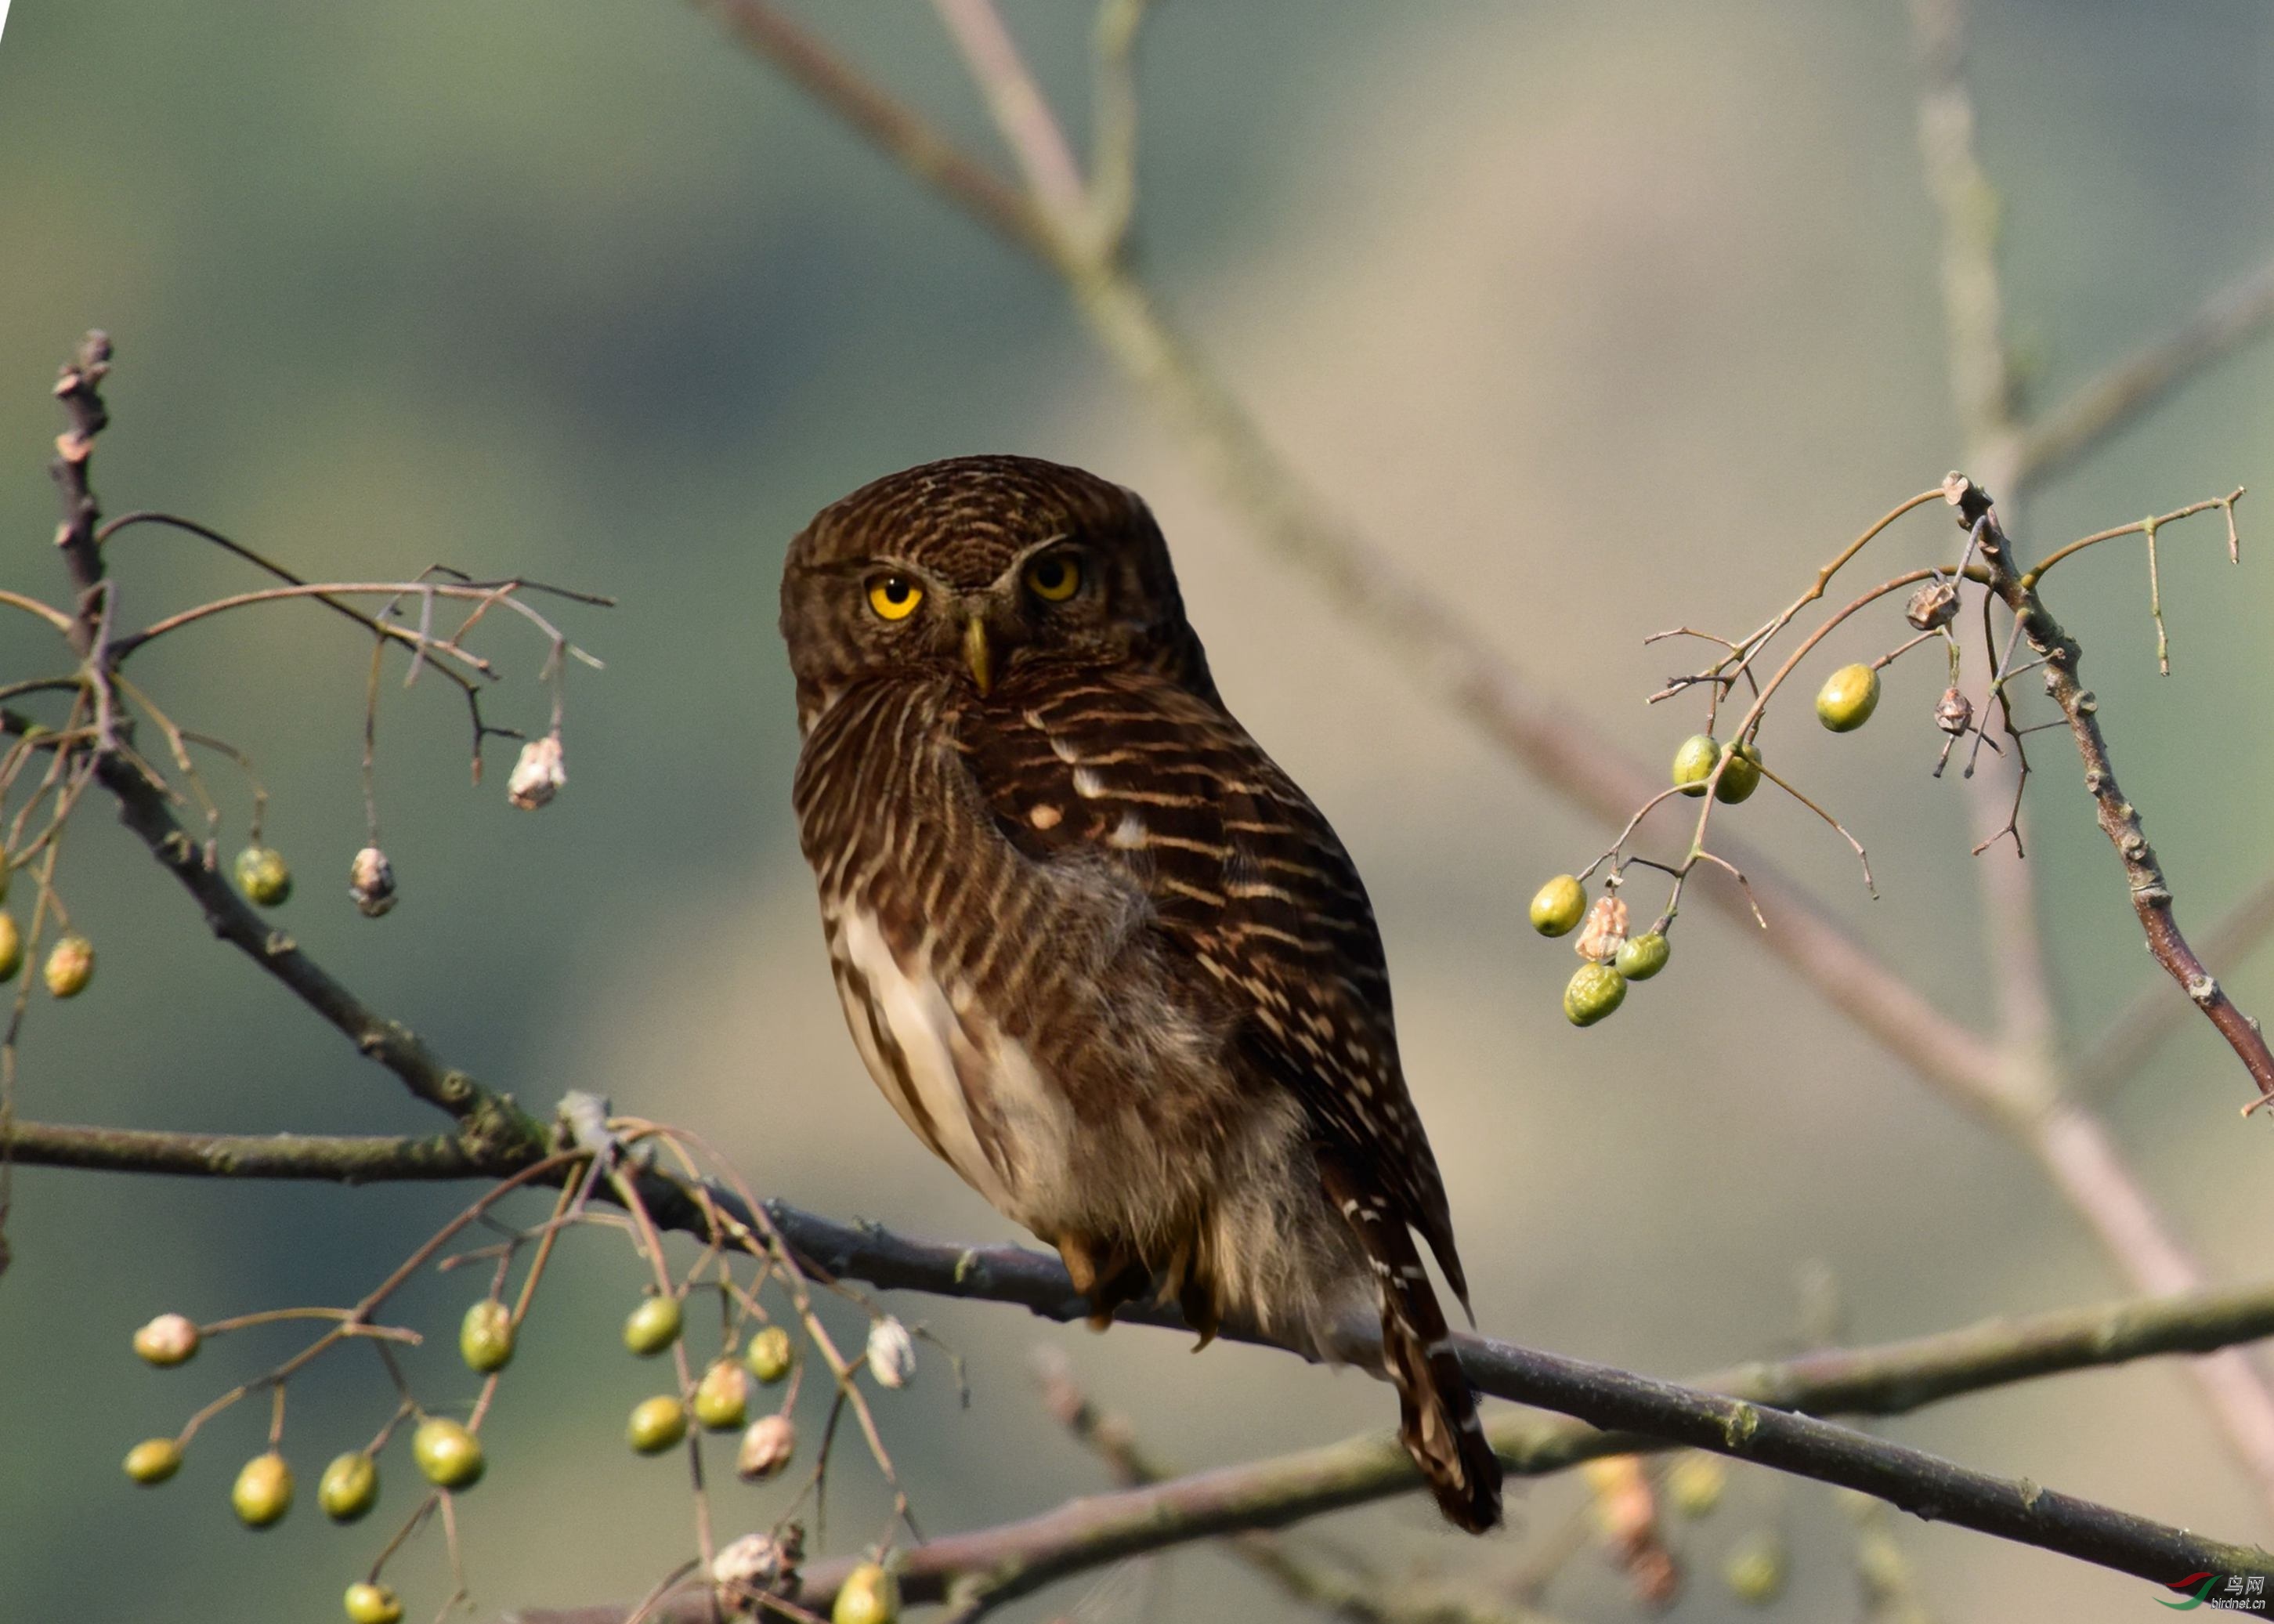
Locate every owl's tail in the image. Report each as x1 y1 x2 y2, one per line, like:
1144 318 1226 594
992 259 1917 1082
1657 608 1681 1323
1324 1163 1503 1533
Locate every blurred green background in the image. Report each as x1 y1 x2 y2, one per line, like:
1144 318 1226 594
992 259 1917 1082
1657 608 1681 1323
3 2 2272 1619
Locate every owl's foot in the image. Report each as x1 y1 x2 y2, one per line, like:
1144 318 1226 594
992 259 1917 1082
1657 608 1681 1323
1055 1233 1151 1330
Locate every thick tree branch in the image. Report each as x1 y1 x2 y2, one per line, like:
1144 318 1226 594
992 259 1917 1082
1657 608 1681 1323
517 1346 2274 1621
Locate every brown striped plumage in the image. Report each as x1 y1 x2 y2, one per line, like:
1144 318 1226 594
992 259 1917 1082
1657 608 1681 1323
780 454 1501 1532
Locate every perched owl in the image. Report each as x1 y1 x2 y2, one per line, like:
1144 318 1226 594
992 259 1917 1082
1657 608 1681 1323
780 455 1501 1532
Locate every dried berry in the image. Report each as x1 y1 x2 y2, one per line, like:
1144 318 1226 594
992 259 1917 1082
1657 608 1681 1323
343 1582 405 1624
1573 894 1629 964
507 734 566 811
627 1395 689 1455
1816 664 1881 732
0 912 20 982
624 1295 683 1357
1615 931 1669 982
712 1530 800 1604
736 1414 797 1481
411 1417 484 1490
1563 962 1627 1027
232 1452 295 1528
349 846 397 917
458 1300 515 1373
866 1317 915 1389
44 934 93 998
1934 687 1973 736
124 1438 183 1485
133 1312 201 1367
694 1360 751 1431
832 1562 901 1624
234 845 293 907
744 1325 794 1385
1906 577 1960 631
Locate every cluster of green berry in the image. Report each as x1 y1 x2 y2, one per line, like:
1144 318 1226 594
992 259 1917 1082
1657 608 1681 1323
1529 660 1884 1027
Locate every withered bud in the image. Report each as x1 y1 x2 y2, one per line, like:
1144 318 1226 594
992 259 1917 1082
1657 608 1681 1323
711 1531 802 1610
866 1316 916 1389
1573 894 1629 965
1905 577 1960 631
507 734 566 811
736 1414 797 1481
1934 688 1973 736
349 847 397 917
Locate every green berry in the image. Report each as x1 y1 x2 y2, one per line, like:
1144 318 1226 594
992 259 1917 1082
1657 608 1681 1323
0 912 20 982
44 934 93 998
1614 931 1669 981
694 1360 751 1431
1528 875 1585 937
458 1300 515 1374
627 1395 689 1456
319 1452 380 1522
1665 1451 1726 1517
410 1417 484 1490
623 1294 682 1357
343 1582 405 1624
232 1452 294 1528
833 1562 901 1624
1723 1531 1788 1604
744 1326 794 1385
233 845 293 907
132 1312 201 1367
1563 962 1627 1027
124 1438 183 1485
1817 663 1881 732
1715 740 1763 804
1671 733 1720 797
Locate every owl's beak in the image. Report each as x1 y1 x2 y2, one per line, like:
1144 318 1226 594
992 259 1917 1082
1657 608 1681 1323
962 616 994 696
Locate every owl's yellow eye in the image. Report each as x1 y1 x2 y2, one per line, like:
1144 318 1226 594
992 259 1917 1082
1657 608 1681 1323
1025 555 1082 602
867 574 924 621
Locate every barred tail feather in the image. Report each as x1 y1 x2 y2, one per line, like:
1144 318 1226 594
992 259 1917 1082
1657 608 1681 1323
1321 1159 1502 1532
1381 1282 1502 1532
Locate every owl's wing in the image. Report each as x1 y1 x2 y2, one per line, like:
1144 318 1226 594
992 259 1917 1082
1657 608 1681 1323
954 669 1470 1312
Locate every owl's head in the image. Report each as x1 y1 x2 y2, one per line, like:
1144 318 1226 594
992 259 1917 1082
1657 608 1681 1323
779 455 1215 719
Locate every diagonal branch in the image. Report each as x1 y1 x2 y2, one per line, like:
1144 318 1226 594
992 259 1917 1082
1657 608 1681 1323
2018 251 2274 490
2077 870 2274 1099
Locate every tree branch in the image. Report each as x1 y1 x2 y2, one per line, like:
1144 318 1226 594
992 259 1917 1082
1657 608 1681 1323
0 1119 508 1181
2077 870 2274 1098
1946 475 2274 1109
2018 250 2274 490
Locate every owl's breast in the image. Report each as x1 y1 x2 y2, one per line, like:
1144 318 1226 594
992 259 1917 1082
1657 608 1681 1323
822 899 1080 1229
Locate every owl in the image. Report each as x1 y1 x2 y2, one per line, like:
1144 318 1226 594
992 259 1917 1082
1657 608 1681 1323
780 454 1501 1532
